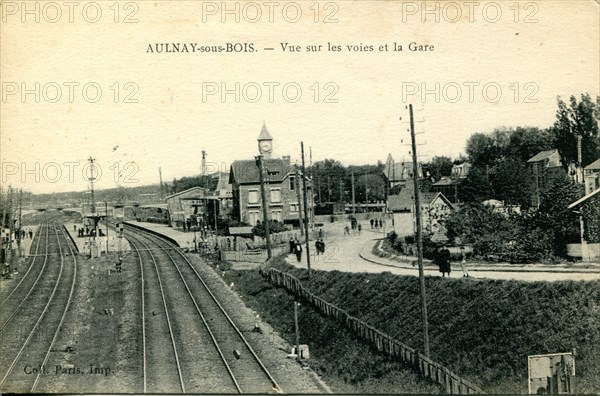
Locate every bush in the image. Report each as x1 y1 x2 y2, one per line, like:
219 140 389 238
252 220 287 238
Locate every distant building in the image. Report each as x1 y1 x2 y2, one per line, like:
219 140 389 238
482 199 521 216
229 125 312 227
387 182 454 237
584 159 600 195
165 187 209 229
527 149 563 207
451 162 471 178
383 154 423 189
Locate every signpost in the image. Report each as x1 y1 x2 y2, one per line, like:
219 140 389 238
528 351 576 394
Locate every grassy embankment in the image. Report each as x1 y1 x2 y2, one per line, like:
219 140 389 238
221 255 600 394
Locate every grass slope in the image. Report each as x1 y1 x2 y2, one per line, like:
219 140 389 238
228 259 600 394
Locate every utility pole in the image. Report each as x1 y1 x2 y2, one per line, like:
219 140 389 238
301 142 311 278
295 166 304 237
17 189 23 259
577 134 583 184
88 157 97 258
351 170 356 215
256 155 272 260
294 301 301 361
105 201 109 255
409 103 430 358
158 167 164 200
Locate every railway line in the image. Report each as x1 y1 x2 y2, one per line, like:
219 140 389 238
0 223 78 393
124 225 282 394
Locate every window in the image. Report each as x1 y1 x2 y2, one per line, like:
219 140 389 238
271 210 283 222
248 190 259 204
248 211 260 225
290 203 299 212
290 176 295 190
270 188 281 203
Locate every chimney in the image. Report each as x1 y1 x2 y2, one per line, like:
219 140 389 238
282 155 291 164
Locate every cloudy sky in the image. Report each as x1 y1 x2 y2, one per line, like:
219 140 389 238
1 0 598 193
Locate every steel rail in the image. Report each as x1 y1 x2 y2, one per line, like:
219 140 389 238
126 225 282 394
0 225 65 389
127 231 186 393
0 222 44 308
0 224 51 334
30 225 78 392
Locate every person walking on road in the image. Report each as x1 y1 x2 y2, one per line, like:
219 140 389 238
435 246 452 277
344 225 350 236
459 246 469 277
294 241 303 262
357 223 362 234
370 218 374 229
289 238 295 253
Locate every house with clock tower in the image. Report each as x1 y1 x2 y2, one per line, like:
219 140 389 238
229 124 313 227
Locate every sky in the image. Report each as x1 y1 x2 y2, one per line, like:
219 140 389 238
1 0 599 194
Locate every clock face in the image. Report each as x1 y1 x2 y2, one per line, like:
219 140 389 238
259 140 272 152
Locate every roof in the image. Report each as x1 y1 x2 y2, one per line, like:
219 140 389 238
258 123 273 140
388 185 453 212
432 177 456 186
568 187 600 209
230 158 294 184
584 158 600 170
527 149 559 163
383 160 419 181
165 186 206 200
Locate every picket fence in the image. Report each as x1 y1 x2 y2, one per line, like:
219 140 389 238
262 268 485 394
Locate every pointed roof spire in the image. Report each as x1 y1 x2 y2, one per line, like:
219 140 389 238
258 122 273 140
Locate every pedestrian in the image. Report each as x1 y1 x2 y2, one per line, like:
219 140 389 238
378 219 382 228
435 246 452 277
289 238 295 254
344 225 350 236
73 225 77 232
294 241 303 262
318 228 323 238
319 239 326 254
370 218 374 229
459 246 469 277
315 239 321 255
357 223 362 234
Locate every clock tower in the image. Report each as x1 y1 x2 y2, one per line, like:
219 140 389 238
257 123 273 159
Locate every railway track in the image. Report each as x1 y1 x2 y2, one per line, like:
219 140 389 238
124 225 282 394
0 224 78 394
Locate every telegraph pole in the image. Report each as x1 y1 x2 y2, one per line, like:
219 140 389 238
295 166 304 237
301 142 311 278
351 170 356 215
88 157 97 258
256 155 272 260
105 201 110 255
409 103 430 358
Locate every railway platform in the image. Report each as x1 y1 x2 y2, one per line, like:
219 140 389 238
64 222 131 256
121 220 198 249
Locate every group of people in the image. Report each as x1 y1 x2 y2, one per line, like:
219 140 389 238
369 218 384 229
288 236 327 262
16 229 34 240
315 238 326 255
435 245 469 278
289 238 303 262
75 226 104 238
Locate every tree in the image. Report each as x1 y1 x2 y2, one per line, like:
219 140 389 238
310 159 346 203
506 127 554 163
465 129 511 168
551 93 600 168
423 156 453 181
489 158 533 207
457 167 493 204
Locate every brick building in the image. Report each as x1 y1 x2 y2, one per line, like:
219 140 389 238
229 125 312 227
